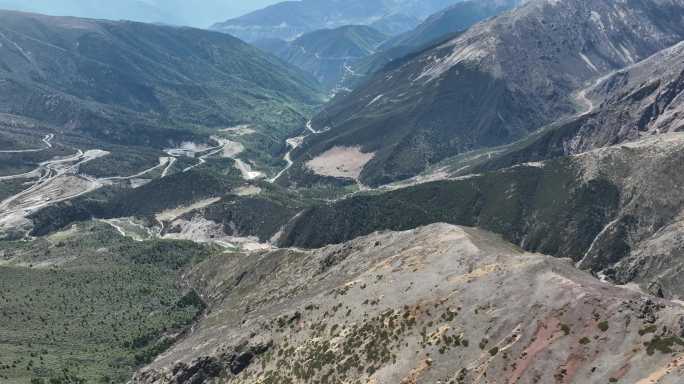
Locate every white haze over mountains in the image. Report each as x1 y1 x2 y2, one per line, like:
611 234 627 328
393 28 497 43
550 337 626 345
0 0 281 27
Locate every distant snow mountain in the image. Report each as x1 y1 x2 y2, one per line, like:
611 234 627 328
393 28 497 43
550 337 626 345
211 0 467 42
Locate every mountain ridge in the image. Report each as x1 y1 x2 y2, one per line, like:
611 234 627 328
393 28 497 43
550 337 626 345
291 0 684 186
380 0 521 50
210 0 466 42
133 223 684 384
0 9 323 148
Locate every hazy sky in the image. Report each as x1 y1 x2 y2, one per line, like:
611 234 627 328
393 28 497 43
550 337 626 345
227 0 282 19
0 0 283 27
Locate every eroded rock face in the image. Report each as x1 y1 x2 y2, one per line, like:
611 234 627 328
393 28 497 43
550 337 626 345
133 224 684 384
134 343 271 384
572 134 684 298
496 41 684 160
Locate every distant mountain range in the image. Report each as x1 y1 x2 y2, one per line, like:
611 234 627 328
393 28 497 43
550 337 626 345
340 0 523 91
254 0 520 94
0 0 277 27
381 0 521 50
0 10 322 147
254 25 388 93
210 0 467 42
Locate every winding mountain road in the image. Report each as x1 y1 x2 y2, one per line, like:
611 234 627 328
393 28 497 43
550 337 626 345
575 71 618 115
269 136 305 183
0 138 178 235
0 134 53 153
269 120 326 183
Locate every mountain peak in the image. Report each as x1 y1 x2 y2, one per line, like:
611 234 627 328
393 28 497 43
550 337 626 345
291 0 684 186
211 0 470 42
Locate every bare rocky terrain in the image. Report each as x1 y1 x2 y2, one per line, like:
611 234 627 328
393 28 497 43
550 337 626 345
476 39 684 165
133 224 684 384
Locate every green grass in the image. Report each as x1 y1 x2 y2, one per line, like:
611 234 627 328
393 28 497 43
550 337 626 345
638 325 658 336
0 223 214 383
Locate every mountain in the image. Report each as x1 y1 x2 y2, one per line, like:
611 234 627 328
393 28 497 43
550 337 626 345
254 25 388 92
329 0 521 97
7 2 684 384
568 41 684 150
381 0 521 50
0 0 279 28
0 10 325 248
133 224 684 383
0 0 169 22
225 0 520 95
278 132 684 300
0 10 323 148
290 0 684 186
275 41 684 301
210 0 465 42
464 40 684 176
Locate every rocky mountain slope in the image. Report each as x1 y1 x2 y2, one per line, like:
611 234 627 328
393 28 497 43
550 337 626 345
546 40 684 154
210 0 465 42
460 39 684 182
327 0 521 96
133 224 684 384
291 0 684 186
254 25 388 92
278 132 684 301
380 0 521 51
0 10 323 148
